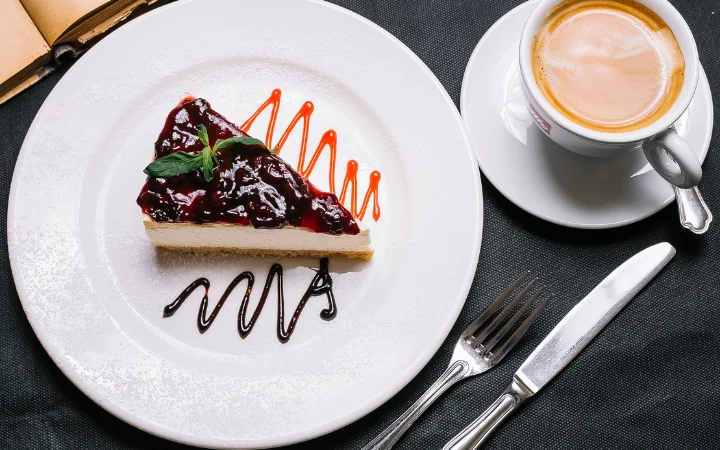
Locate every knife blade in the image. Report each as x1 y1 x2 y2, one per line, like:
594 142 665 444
516 241 676 393
443 242 676 450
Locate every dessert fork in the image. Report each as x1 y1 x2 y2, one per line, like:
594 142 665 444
362 273 551 450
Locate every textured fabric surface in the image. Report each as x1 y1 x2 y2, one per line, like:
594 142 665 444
1 0 719 449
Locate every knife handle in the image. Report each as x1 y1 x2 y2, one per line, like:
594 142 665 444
442 379 532 450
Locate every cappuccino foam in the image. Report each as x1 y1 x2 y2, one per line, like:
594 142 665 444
531 0 685 132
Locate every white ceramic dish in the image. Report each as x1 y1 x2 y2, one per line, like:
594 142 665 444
7 0 482 447
461 0 712 229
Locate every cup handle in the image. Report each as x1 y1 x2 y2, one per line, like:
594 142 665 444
642 128 702 188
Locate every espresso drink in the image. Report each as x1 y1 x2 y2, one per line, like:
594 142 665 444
531 0 685 133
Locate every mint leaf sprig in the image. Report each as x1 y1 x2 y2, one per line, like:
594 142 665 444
143 125 269 182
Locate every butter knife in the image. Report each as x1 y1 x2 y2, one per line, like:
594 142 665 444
442 242 676 450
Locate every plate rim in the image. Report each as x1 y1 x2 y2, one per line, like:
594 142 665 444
460 0 713 230
7 0 483 447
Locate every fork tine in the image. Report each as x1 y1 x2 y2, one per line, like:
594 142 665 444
483 287 545 353
462 271 529 341
489 294 552 363
469 278 537 348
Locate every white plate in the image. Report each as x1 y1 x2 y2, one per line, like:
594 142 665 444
7 0 482 447
461 0 713 229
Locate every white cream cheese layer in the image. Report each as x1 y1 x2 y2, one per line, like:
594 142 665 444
143 216 372 253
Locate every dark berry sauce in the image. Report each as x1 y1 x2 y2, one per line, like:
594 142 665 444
136 97 360 235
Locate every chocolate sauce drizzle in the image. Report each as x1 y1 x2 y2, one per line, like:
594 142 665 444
163 258 336 343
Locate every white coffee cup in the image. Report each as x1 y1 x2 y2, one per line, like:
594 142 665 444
519 0 703 188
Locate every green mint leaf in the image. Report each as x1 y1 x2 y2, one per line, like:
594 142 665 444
214 136 267 150
143 152 204 178
144 127 269 182
201 147 214 182
196 124 210 147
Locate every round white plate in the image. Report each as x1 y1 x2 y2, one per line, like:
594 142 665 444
7 0 482 447
461 0 713 229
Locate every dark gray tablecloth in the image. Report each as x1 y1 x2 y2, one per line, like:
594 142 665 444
2 1 719 449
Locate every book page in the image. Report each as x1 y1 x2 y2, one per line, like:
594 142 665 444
77 0 153 44
0 0 50 86
21 0 110 44
0 71 45 105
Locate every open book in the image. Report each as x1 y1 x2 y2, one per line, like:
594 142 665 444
0 0 167 104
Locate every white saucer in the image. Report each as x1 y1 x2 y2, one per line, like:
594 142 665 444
461 0 713 229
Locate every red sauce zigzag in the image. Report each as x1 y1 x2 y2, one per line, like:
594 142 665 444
241 89 382 222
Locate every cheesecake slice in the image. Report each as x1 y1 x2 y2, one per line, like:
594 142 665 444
137 97 373 260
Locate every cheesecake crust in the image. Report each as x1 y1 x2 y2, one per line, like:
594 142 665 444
152 244 373 261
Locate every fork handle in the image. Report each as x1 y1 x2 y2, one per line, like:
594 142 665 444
442 379 531 450
362 360 470 450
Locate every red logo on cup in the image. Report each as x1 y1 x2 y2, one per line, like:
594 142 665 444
528 103 551 134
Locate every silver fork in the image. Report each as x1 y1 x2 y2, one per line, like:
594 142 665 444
362 273 551 450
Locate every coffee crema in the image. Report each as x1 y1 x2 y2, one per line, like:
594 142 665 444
531 0 685 133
